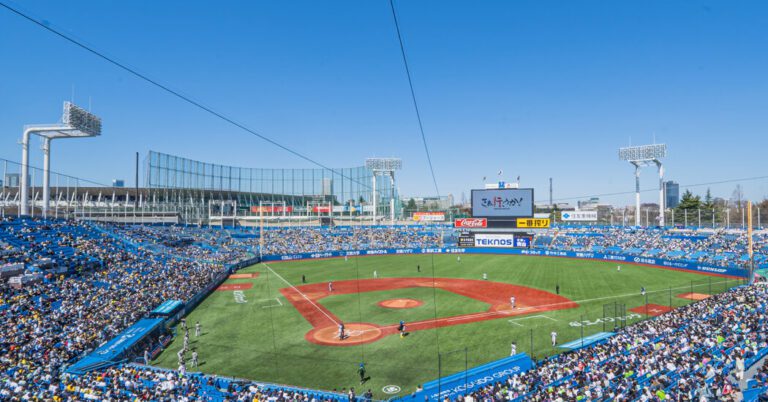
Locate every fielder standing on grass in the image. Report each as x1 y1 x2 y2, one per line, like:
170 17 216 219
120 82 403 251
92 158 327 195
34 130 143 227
551 330 558 347
510 342 517 356
398 320 406 338
358 363 366 384
195 321 201 337
191 350 199 368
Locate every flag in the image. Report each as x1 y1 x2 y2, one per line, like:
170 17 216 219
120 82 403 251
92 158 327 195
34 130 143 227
516 175 520 182
498 170 503 176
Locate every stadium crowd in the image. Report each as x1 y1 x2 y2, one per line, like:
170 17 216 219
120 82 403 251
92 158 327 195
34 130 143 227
103 224 255 264
259 226 443 255
535 227 768 267
450 283 768 401
4 218 768 401
0 217 229 400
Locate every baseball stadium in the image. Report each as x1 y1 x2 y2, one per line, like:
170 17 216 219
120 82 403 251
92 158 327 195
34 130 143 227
3 2 768 402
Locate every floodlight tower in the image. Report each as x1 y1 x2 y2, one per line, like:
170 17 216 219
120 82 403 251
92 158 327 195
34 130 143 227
20 102 102 217
618 144 667 227
365 158 402 224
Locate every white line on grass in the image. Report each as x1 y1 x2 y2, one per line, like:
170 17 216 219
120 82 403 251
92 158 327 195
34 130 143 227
260 297 284 309
263 263 339 325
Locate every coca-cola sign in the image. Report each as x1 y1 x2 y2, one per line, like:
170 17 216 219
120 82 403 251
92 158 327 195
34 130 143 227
454 218 487 228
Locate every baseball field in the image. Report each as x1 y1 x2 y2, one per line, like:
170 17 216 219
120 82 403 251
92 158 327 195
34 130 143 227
153 254 743 398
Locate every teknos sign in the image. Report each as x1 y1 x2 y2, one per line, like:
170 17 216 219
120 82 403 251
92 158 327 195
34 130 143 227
454 218 488 228
474 234 515 248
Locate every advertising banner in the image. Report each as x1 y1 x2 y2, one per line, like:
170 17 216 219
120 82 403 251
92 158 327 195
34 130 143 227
560 211 598 221
454 218 487 228
471 189 534 218
474 233 516 248
414 212 446 221
312 206 331 213
250 206 294 213
516 218 551 228
410 354 533 401
515 236 532 248
262 248 748 278
458 234 475 247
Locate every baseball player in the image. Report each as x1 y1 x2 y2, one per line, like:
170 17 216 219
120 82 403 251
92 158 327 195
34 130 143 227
195 321 201 337
373 270 378 279
144 349 150 365
617 265 621 272
183 333 189 350
180 318 187 331
178 362 186 376
338 322 345 340
417 265 421 273
191 350 199 367
483 272 488 280
641 286 646 296
328 281 334 292
457 255 461 263
551 331 558 347
177 348 185 365
510 342 517 356
398 320 406 338
510 296 516 309
358 363 366 384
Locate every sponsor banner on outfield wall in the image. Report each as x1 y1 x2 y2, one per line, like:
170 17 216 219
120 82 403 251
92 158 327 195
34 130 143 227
454 218 487 228
410 354 533 401
471 188 534 218
474 233 516 248
458 234 475 247
561 211 598 221
413 212 446 221
516 218 551 228
262 248 748 278
250 206 294 213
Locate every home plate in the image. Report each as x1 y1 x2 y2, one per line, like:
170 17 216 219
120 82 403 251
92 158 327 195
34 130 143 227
630 304 673 317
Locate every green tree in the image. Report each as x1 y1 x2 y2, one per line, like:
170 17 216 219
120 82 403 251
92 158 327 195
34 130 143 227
702 188 714 210
676 190 701 211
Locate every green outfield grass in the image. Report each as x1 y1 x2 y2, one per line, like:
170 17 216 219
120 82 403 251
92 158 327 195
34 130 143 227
153 254 744 398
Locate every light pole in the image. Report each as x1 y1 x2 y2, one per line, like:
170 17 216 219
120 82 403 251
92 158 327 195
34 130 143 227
19 102 101 217
619 144 667 227
365 158 402 226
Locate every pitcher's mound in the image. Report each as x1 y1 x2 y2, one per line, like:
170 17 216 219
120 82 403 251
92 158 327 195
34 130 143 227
307 323 383 346
377 298 423 309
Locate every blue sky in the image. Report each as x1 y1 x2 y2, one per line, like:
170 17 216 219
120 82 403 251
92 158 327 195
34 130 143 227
1 0 767 205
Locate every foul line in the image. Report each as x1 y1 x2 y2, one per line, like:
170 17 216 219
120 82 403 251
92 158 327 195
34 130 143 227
263 263 340 326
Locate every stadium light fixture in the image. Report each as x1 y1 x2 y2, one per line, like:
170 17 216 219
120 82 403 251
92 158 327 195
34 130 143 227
20 101 102 217
365 158 402 224
618 144 666 227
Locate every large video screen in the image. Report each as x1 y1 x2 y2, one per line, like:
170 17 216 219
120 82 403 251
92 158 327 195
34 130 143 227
471 188 534 218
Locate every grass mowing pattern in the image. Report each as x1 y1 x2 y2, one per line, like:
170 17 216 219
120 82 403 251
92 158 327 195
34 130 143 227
153 254 743 398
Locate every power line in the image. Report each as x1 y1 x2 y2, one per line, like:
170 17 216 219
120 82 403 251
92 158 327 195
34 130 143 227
551 174 768 203
0 1 371 190
0 157 111 187
388 0 441 197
